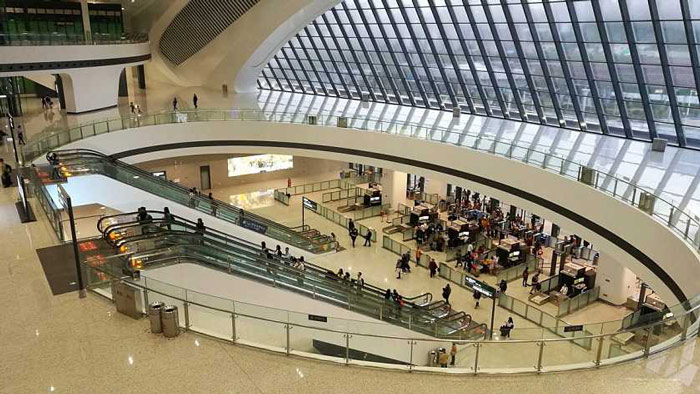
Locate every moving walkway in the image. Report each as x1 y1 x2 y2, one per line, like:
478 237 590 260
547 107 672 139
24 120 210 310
46 149 335 253
97 210 484 339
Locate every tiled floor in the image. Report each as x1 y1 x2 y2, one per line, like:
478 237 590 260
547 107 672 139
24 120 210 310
5 81 700 391
1 187 700 392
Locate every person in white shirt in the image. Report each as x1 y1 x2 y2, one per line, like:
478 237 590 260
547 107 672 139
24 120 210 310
560 284 569 296
466 243 474 253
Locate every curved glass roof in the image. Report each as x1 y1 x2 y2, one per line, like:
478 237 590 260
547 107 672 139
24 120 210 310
258 0 700 148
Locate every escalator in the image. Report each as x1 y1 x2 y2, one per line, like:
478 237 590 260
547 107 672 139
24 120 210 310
46 149 335 254
97 210 483 339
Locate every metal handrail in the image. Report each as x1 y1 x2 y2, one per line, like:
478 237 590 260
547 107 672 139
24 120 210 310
0 32 149 46
52 149 335 253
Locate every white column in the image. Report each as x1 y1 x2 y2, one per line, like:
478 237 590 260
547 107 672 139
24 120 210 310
597 251 638 305
60 66 124 113
382 169 407 211
80 0 92 42
424 177 446 196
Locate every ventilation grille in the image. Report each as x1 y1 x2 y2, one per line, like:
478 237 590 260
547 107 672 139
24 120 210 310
159 0 259 66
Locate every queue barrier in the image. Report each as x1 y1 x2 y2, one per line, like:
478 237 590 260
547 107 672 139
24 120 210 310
496 256 539 284
558 287 602 318
382 235 432 268
303 197 377 242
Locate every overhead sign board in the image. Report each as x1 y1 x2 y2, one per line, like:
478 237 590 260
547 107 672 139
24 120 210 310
302 196 317 211
308 314 328 323
564 325 584 333
240 218 268 235
464 276 496 298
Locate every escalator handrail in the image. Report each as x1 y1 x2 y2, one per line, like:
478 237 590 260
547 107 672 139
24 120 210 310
119 233 447 325
100 211 392 295
107 220 398 304
52 149 331 251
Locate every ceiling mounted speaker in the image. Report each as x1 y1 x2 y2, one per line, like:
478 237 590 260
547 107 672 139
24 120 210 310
652 138 667 152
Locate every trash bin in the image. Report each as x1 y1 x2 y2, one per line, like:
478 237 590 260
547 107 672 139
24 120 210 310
428 349 437 367
148 302 165 333
161 305 180 338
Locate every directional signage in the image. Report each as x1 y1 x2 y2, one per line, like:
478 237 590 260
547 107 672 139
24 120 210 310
464 276 497 299
302 196 317 211
564 325 584 333
240 218 268 234
308 314 328 323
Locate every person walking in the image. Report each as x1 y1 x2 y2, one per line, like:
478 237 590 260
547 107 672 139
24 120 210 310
363 229 372 246
356 272 364 288
450 343 457 366
473 289 481 308
348 218 355 233
522 266 529 287
208 192 218 216
349 227 359 247
442 284 451 304
192 93 198 109
529 271 540 295
172 97 178 111
331 232 340 252
415 247 422 266
130 102 136 114
499 279 507 294
195 218 206 241
428 258 438 278
163 206 174 230
17 125 25 145
0 158 11 188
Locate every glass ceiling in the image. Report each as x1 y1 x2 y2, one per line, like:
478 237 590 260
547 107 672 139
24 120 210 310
258 0 700 149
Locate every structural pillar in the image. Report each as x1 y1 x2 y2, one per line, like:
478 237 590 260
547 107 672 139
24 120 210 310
424 176 446 196
80 0 92 43
382 169 408 211
60 66 124 113
597 251 638 306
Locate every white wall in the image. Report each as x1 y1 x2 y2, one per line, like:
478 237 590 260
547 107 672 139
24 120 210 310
45 120 700 305
59 66 125 113
144 263 443 364
382 169 407 210
141 0 340 92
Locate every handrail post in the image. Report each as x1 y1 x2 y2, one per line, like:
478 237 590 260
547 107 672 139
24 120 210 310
536 341 545 373
408 340 414 372
681 314 691 341
285 324 291 356
184 302 190 331
472 343 481 374
644 326 653 357
669 207 675 226
594 336 604 367
143 289 149 309
345 333 351 365
231 312 237 343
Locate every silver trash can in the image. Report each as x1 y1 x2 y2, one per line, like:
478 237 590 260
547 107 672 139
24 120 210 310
428 350 437 367
148 302 165 333
161 305 180 338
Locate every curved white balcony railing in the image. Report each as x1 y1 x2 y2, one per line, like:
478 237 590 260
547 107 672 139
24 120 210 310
23 108 700 373
22 109 700 253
